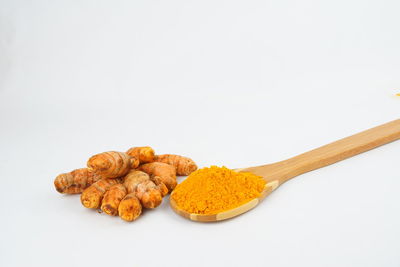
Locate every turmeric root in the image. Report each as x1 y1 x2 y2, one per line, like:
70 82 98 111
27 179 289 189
123 170 150 193
154 154 197 176
135 181 163 209
81 178 121 209
87 151 139 178
101 184 127 216
55 146 198 222
54 168 101 194
139 162 177 192
118 193 142 222
123 170 164 209
152 176 169 197
126 146 155 164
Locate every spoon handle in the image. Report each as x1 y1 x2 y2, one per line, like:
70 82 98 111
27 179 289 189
246 119 400 184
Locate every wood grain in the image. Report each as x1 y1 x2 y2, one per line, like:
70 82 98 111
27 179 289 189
241 119 400 184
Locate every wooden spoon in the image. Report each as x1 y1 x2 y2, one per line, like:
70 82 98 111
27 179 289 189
170 119 400 222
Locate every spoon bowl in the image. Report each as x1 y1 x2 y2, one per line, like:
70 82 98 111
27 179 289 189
170 119 400 222
170 179 276 222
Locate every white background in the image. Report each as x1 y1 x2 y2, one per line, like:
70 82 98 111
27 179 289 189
0 0 399 266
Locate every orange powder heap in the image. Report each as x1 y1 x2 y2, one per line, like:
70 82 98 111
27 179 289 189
171 166 266 215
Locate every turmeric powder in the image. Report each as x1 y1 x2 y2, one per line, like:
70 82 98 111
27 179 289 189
171 166 266 215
